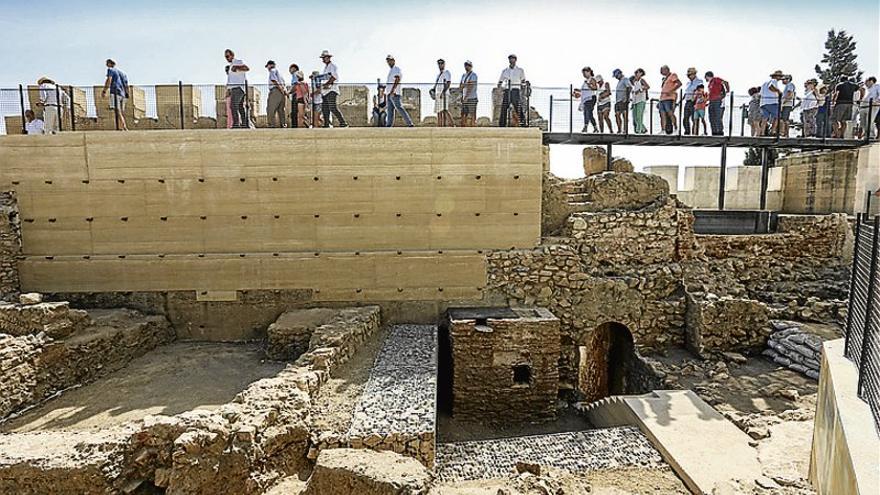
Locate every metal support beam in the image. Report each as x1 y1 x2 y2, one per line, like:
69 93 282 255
717 144 727 210
606 144 613 171
759 148 770 210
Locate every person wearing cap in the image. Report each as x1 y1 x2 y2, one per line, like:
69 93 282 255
288 64 309 128
372 84 388 127
309 70 324 128
682 68 702 135
612 68 633 134
659 65 681 135
779 74 796 137
265 60 287 128
385 55 414 127
223 49 249 129
759 70 784 135
101 58 129 131
705 71 730 136
459 61 478 127
37 76 67 134
498 54 526 127
630 69 650 134
572 67 598 133
801 79 820 137
316 50 348 128
433 59 452 127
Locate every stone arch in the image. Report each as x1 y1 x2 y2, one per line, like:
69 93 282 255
575 321 635 402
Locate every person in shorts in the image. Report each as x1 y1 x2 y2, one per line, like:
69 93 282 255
433 59 452 127
612 68 632 133
832 76 859 138
101 58 129 130
759 70 784 135
459 61 478 127
692 84 708 135
659 65 681 134
780 75 796 137
858 76 880 139
596 75 612 133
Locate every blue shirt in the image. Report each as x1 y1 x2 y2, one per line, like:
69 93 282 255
106 67 128 96
684 77 703 100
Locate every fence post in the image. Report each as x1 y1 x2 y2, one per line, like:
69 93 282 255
18 84 26 134
68 86 76 131
677 89 683 139
727 92 734 136
55 85 62 132
822 97 830 143
857 215 880 395
178 81 185 129
775 93 782 140
759 148 770 210
526 82 531 127
506 79 512 128
718 144 727 210
569 84 573 138
649 98 654 135
606 144 613 171
113 95 120 131
741 104 746 137
867 99 874 144
244 79 250 128
844 213 864 357
549 95 554 133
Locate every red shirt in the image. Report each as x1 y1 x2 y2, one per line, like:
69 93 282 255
708 77 727 101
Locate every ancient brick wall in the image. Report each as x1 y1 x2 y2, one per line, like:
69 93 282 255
448 308 560 424
0 191 21 301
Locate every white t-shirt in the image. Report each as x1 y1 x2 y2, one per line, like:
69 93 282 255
39 83 60 105
321 62 339 95
499 66 526 88
782 82 796 107
597 81 611 106
268 67 286 89
580 78 595 102
615 77 633 103
26 119 45 135
861 84 880 107
227 59 247 88
801 90 818 111
386 65 403 95
434 69 451 96
461 71 478 100
760 80 780 106
631 79 648 104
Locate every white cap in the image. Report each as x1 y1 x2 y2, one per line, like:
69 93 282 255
386 54 395 60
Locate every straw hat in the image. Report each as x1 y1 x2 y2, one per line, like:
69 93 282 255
319 50 332 58
769 70 784 78
37 76 54 85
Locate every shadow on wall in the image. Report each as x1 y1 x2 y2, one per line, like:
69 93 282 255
576 321 642 402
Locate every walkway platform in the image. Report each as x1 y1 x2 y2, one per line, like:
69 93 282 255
543 132 868 150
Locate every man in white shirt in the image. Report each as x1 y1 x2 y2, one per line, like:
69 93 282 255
498 54 526 127
24 110 44 135
433 59 452 127
316 50 348 128
858 76 880 139
385 55 414 127
224 49 249 128
37 76 67 134
459 61 478 127
760 70 784 135
682 68 702 135
265 60 287 128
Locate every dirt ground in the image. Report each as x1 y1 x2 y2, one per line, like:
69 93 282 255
430 467 688 494
1 342 285 433
308 326 390 435
437 402 592 443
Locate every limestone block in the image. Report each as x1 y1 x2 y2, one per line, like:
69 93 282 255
578 172 669 211
18 292 42 305
583 146 634 176
92 85 146 120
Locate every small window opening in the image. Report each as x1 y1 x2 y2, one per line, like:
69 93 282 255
513 365 532 385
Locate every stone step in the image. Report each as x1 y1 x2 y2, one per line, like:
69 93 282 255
568 202 593 213
567 192 590 202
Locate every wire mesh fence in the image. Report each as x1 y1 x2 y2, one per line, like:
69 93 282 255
1 80 877 139
844 214 880 431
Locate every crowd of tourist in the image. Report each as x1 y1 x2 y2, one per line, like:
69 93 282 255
19 51 880 140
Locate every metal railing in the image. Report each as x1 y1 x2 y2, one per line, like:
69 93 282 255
844 212 880 431
1 81 876 142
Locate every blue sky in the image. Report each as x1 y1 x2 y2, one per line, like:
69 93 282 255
2 0 877 174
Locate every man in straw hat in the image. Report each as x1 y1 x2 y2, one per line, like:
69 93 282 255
316 50 348 128
759 69 784 135
682 67 702 135
36 76 67 134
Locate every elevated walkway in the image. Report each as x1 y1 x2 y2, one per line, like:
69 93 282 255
579 390 763 494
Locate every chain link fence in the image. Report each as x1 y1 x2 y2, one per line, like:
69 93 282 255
844 214 880 431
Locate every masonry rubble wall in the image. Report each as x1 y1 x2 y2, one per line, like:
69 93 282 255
0 191 21 301
448 308 560 424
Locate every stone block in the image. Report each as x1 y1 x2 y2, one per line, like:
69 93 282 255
304 448 430 495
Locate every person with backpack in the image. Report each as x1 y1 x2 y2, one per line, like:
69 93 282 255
705 71 729 136
432 59 453 127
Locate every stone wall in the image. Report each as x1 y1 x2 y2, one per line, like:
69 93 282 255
0 191 20 301
448 308 560 424
0 298 90 338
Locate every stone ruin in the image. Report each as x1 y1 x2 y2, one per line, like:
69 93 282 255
0 135 856 493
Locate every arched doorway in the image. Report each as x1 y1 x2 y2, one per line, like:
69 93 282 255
576 322 635 402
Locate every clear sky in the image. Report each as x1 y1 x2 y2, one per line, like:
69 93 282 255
2 0 877 176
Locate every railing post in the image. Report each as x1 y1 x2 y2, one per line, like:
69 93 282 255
178 81 185 129
857 215 880 395
775 93 782 140
113 94 120 131
18 84 26 134
741 104 746 137
526 82 531 127
844 213 864 357
677 89 683 139
569 84 574 138
549 95 554 133
244 79 250 128
867 99 874 144
822 97 830 143
718 144 727 210
506 79 512 128
606 144 613 171
649 98 654 135
68 86 76 131
759 148 770 210
55 85 62 131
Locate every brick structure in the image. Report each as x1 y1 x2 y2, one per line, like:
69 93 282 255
0 191 21 301
447 307 560 424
